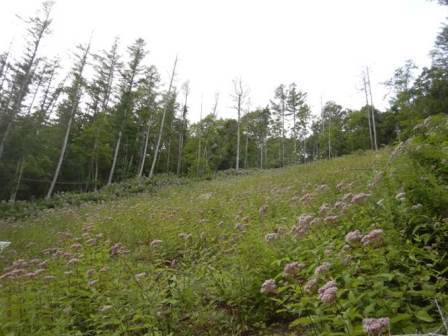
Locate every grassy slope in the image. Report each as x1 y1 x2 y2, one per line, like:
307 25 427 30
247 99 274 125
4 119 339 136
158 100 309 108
0 149 446 335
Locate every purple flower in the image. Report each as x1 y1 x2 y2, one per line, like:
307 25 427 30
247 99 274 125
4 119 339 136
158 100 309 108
298 214 314 226
304 277 318 293
362 317 390 335
318 280 338 304
283 262 304 276
351 193 371 204
345 230 363 244
361 229 384 247
260 279 277 294
265 233 279 243
314 262 331 275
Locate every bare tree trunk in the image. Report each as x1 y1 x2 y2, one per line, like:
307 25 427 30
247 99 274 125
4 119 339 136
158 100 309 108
244 133 249 169
363 75 374 150
366 67 378 150
149 56 177 179
138 121 151 178
236 95 241 171
46 42 90 199
10 157 25 202
46 113 74 199
108 130 122 185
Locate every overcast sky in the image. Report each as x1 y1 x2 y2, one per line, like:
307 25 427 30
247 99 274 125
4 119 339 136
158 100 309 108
0 0 446 121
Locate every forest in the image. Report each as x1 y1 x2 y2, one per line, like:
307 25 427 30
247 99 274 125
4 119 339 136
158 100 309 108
1 1 447 202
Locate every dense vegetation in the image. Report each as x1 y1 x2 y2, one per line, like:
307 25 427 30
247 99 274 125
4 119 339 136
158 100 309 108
0 115 447 335
1 1 448 202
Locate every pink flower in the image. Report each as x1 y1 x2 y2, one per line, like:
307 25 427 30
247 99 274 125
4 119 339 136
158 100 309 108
259 205 268 218
318 280 338 304
86 269 96 277
324 215 338 224
260 279 277 294
283 262 304 276
71 243 82 251
86 238 97 246
265 233 278 243
67 258 80 266
362 317 390 335
319 204 331 214
345 230 363 245
314 262 331 275
304 277 318 293
361 229 384 247
298 214 314 226
235 223 247 231
342 193 353 202
88 279 98 287
351 193 371 204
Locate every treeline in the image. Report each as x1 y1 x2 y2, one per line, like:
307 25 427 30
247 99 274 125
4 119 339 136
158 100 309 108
0 1 447 201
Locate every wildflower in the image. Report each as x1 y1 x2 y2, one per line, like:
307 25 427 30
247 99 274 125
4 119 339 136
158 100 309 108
361 229 384 247
235 223 247 231
99 305 113 312
178 233 192 240
309 218 321 226
0 241 11 253
135 272 147 280
260 279 277 294
88 279 98 287
319 203 331 214
71 243 82 251
86 238 97 246
324 215 338 224
300 193 312 204
336 181 345 191
318 280 338 304
110 243 127 257
362 317 390 335
283 262 304 276
86 269 96 277
324 248 333 256
67 258 80 266
297 214 314 227
411 203 423 210
304 277 318 293
345 230 363 245
316 184 328 192
38 260 48 268
342 193 353 202
150 240 162 248
291 225 308 237
314 262 331 275
34 268 46 275
351 193 371 204
259 204 268 218
265 233 278 243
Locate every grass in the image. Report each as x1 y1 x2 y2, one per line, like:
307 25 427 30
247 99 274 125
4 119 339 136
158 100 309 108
1 132 447 335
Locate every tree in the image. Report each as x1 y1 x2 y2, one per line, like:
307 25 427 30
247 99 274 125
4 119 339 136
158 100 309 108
0 1 53 160
108 38 146 185
177 81 189 175
271 84 287 166
149 56 177 178
46 42 90 199
231 77 248 171
286 83 310 162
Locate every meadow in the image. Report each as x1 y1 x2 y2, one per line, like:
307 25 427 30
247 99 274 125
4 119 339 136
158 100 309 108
0 117 447 336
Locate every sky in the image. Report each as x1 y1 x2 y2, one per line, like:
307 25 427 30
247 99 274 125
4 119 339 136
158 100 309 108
0 0 446 122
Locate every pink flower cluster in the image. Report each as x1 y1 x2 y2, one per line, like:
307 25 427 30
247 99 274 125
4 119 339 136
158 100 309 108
260 279 277 294
283 261 305 277
109 243 128 257
292 214 315 237
351 193 371 205
345 230 363 245
314 262 331 275
265 233 279 243
318 280 338 304
0 258 47 280
362 317 390 335
361 229 384 247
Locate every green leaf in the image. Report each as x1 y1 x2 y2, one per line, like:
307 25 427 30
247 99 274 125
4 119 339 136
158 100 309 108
415 310 434 322
391 313 411 323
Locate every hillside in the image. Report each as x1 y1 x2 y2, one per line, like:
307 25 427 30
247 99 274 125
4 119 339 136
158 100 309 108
0 116 447 335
